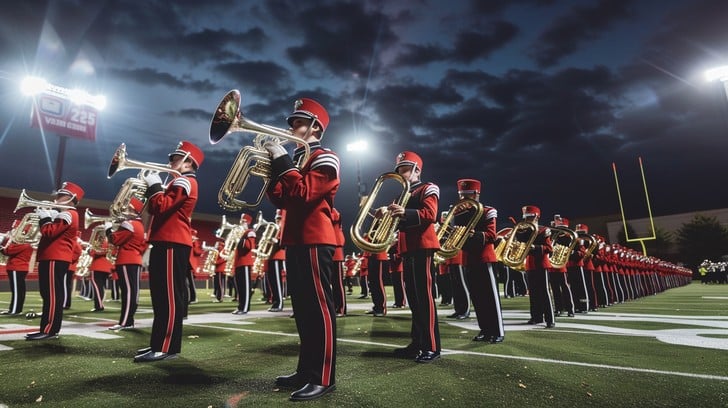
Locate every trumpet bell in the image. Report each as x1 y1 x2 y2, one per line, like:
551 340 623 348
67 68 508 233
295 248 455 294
210 90 242 144
14 189 75 213
107 143 181 179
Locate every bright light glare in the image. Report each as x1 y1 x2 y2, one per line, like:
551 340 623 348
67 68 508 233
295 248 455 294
20 76 49 95
346 139 369 152
705 66 728 82
94 95 107 111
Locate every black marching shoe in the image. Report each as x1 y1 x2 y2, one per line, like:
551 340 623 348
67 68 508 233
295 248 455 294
545 322 556 328
289 383 336 402
472 332 488 342
393 344 420 359
455 313 470 320
134 351 178 363
488 336 505 343
136 346 152 355
276 372 306 389
26 332 58 341
415 350 441 363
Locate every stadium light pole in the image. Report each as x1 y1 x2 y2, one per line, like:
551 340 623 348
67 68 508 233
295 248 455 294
705 66 728 99
346 139 369 203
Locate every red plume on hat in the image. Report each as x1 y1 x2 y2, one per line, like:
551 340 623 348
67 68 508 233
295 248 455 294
575 223 588 233
395 151 423 172
457 178 481 195
287 98 329 132
522 205 540 219
169 140 204 168
55 181 84 202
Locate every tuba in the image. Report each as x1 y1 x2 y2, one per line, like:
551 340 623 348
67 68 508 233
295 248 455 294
350 172 411 253
497 220 539 271
14 189 75 213
434 199 484 265
209 89 311 211
549 225 578 269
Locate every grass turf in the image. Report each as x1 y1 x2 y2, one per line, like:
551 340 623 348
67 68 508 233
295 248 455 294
0 281 727 407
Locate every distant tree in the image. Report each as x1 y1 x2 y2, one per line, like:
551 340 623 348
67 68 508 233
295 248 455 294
644 226 674 261
675 214 728 268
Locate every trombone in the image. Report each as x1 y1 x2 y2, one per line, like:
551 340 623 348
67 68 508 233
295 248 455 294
208 89 311 211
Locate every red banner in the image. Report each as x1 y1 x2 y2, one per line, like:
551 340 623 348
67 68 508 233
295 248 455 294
30 94 98 141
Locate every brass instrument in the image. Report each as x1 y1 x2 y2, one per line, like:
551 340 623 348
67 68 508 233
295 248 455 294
251 212 281 276
75 239 92 277
108 142 182 179
579 232 599 260
215 215 237 239
221 223 245 277
84 209 120 264
549 225 578 269
201 242 220 277
350 172 411 253
14 189 75 213
7 213 41 245
87 225 109 253
434 198 483 265
84 208 117 230
497 220 539 271
209 89 311 211
109 177 147 219
0 233 8 265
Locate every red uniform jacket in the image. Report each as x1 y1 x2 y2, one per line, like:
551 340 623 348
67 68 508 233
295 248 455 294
358 255 369 277
332 209 345 262
68 239 82 272
146 173 198 246
344 258 357 277
399 181 440 254
90 244 113 273
460 205 498 264
267 142 340 246
107 218 146 265
37 209 79 262
3 242 33 271
388 241 403 273
190 238 203 272
234 228 256 267
525 225 553 271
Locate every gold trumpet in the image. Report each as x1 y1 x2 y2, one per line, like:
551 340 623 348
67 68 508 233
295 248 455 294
497 220 539 271
350 172 411 253
209 89 311 211
14 189 75 213
549 225 578 269
434 199 483 265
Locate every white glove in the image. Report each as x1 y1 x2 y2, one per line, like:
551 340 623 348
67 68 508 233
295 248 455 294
263 142 288 160
36 208 51 219
143 172 163 187
48 209 59 219
103 221 113 229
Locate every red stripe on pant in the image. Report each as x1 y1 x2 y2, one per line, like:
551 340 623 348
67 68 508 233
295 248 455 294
162 247 175 353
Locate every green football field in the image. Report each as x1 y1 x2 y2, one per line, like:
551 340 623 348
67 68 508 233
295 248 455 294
0 281 727 407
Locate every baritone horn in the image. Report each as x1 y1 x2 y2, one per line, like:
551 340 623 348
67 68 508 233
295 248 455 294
350 172 411 253
434 198 483 264
209 89 311 211
107 143 182 179
14 189 76 213
549 224 578 269
497 219 539 271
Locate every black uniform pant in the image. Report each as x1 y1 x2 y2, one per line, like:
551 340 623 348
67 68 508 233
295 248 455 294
331 260 346 315
593 271 609 307
436 272 452 305
234 265 252 313
186 267 197 303
450 264 471 316
117 264 140 327
467 262 504 337
91 271 109 310
286 245 336 387
368 258 388 314
148 242 190 354
38 260 69 335
63 270 73 309
266 259 285 309
526 268 554 325
549 272 574 314
214 273 225 301
403 250 441 353
6 270 28 314
359 274 369 296
568 266 589 312
390 270 406 307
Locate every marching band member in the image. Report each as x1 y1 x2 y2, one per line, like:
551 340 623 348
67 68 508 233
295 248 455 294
266 210 286 312
357 250 369 299
548 216 575 318
444 250 467 317
522 205 555 328
212 240 227 303
1 220 33 315
187 228 203 305
568 223 592 314
331 208 347 317
455 179 504 343
26 181 83 341
134 140 203 363
106 197 147 330
232 213 256 315
343 254 356 295
384 151 441 363
89 238 113 312
265 97 339 401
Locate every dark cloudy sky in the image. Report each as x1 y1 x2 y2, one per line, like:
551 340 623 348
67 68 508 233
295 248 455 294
1 0 728 229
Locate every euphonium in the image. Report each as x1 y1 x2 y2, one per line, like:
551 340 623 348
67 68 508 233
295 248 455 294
253 213 280 261
434 198 484 265
497 220 539 271
201 242 219 277
75 240 92 278
549 225 578 269
14 189 75 213
579 232 599 260
7 212 41 245
350 172 411 253
109 177 147 219
209 89 311 211
108 143 182 179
